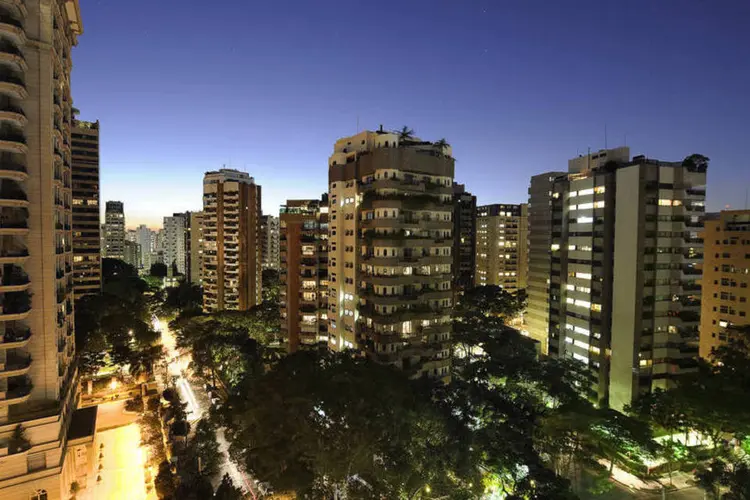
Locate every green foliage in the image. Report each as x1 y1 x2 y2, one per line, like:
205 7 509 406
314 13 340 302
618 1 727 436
9 424 30 454
125 395 144 413
682 153 710 172
152 282 202 320
76 258 158 376
155 461 177 499
150 262 168 277
262 268 280 304
213 474 243 500
170 307 282 390
696 458 750 499
227 347 482 498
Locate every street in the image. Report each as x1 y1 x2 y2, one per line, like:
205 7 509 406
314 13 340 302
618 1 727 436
154 316 259 499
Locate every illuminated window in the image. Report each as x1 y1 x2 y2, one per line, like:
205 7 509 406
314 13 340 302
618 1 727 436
594 186 606 194
591 303 602 312
579 188 594 196
575 272 592 280
577 216 594 224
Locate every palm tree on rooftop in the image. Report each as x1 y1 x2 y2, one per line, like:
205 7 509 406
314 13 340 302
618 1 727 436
396 126 415 142
434 138 449 155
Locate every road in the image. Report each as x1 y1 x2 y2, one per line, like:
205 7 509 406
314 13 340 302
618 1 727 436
154 316 259 499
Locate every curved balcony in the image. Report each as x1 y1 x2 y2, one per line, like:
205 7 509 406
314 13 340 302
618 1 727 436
0 44 25 72
0 105 25 128
0 2 27 20
0 162 25 181
0 386 31 407
0 354 31 378
0 249 27 264
0 328 30 349
0 131 26 154
0 182 27 208
0 221 27 235
0 15 25 46
0 290 30 320
0 73 25 100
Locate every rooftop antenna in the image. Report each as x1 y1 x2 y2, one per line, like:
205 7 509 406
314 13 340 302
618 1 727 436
356 115 359 133
745 186 748 210
587 146 591 171
623 134 627 147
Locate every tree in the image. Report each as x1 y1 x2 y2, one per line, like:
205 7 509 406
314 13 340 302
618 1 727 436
9 424 30 454
228 348 482 498
433 138 450 155
396 125 415 142
188 419 220 477
261 269 280 305
697 458 750 499
682 153 710 172
213 474 243 500
155 461 177 499
150 263 168 277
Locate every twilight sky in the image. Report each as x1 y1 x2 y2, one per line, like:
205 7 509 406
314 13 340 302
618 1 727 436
72 0 750 229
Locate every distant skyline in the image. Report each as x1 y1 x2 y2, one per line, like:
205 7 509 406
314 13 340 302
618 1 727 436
71 0 750 229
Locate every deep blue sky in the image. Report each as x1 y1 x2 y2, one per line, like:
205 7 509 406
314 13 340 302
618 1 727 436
72 0 750 229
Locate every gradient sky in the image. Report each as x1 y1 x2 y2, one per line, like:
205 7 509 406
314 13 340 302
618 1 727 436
71 0 750 229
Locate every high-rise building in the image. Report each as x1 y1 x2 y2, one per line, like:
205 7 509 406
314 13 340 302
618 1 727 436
103 201 125 259
125 229 136 243
163 213 188 276
699 210 750 359
533 147 706 410
328 130 454 382
280 197 329 352
474 204 528 292
188 211 204 285
260 215 280 271
202 169 262 311
71 119 101 298
452 184 476 295
526 172 565 355
0 2 97 499
135 224 152 270
123 240 141 270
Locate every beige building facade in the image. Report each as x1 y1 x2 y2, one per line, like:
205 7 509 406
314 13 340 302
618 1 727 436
474 203 528 292
0 1 95 499
699 210 750 359
328 130 454 382
202 169 262 312
188 211 204 285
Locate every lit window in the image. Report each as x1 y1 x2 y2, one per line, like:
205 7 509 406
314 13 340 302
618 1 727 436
591 303 602 312
579 188 594 196
575 272 592 280
577 216 593 224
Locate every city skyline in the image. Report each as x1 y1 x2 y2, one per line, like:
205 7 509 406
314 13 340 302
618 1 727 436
71 0 750 228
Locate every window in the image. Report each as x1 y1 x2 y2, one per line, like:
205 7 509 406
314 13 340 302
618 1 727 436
32 491 48 500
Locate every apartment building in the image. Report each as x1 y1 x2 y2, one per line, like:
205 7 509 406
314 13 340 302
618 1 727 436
537 147 706 410
280 197 329 352
163 213 188 275
123 240 141 269
0 2 97 499
526 172 565 354
699 210 750 359
189 211 204 285
475 204 528 292
452 184 476 294
328 130 454 382
103 200 125 259
261 215 280 271
71 119 100 298
135 224 152 270
202 169 262 312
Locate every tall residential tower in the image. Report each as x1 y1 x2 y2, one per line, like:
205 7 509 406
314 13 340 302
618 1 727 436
103 200 124 259
71 119 100 298
474 203 528 292
202 169 262 311
328 130 454 381
0 2 95 499
279 197 329 352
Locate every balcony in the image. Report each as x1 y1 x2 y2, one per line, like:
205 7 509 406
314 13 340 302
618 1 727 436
0 379 32 408
0 328 30 349
0 266 28 292
0 220 26 235
0 179 27 208
0 129 26 154
0 161 25 181
0 354 31 378
0 248 27 264
0 73 25 100
0 15 26 46
0 42 25 72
